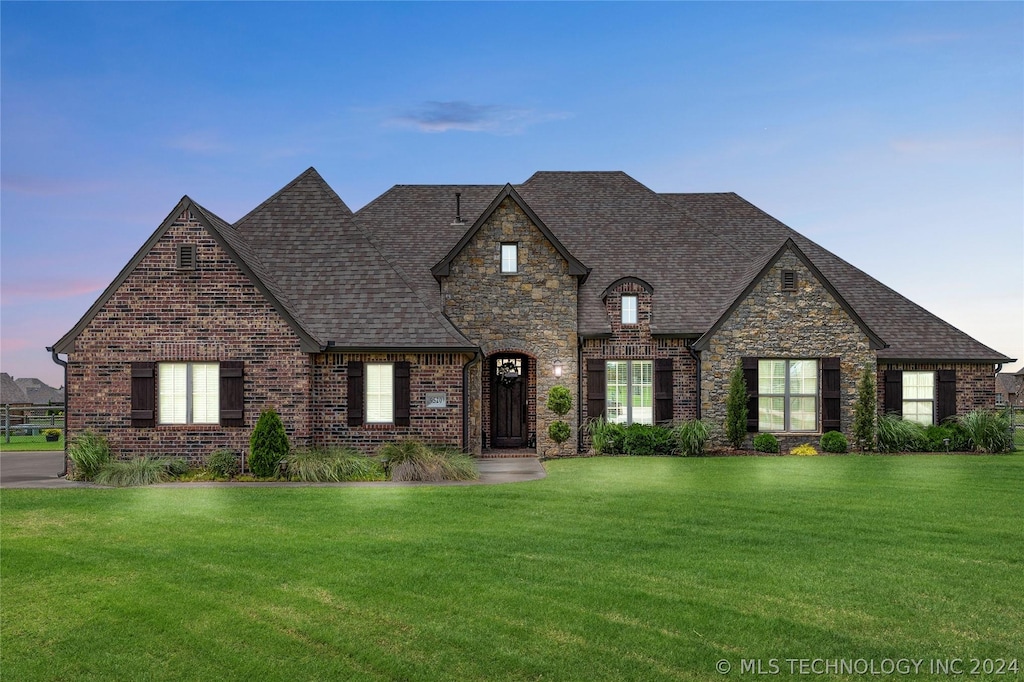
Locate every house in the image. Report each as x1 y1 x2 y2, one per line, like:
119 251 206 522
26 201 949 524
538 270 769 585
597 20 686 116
50 168 1015 462
995 368 1024 408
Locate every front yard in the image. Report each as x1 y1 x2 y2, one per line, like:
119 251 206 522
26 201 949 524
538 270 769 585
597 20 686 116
2 455 1021 681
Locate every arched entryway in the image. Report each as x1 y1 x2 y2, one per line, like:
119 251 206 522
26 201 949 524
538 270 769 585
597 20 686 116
487 352 535 448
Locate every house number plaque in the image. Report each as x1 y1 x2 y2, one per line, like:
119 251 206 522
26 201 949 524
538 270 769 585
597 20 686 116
425 393 447 408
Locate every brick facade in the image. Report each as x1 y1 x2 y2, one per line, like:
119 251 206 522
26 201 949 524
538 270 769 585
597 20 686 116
66 209 312 465
441 198 579 455
876 362 997 418
700 249 876 448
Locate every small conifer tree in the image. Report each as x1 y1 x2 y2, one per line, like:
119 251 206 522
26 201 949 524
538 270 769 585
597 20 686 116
725 361 749 449
249 408 289 477
853 365 877 451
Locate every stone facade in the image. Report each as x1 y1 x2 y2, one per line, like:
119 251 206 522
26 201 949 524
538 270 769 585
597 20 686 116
66 209 312 465
579 280 698 452
312 352 471 451
876 362 997 418
700 250 876 447
441 198 579 455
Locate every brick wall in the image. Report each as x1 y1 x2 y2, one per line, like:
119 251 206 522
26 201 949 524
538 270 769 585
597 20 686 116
66 209 312 465
312 352 471 451
876 362 997 417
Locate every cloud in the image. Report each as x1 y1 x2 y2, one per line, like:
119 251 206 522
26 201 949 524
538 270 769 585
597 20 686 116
387 101 570 135
1 175 112 197
1 279 107 306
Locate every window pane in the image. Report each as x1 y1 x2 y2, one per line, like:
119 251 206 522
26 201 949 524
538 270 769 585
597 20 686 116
621 295 637 324
158 363 187 424
759 397 785 432
501 244 517 273
759 360 785 395
366 364 394 423
191 363 220 424
789 397 817 431
903 372 934 400
632 360 653 425
606 361 628 424
903 401 934 426
790 360 817 395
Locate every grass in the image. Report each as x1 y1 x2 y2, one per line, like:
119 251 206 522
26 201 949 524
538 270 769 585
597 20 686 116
2 455 1022 681
0 434 64 452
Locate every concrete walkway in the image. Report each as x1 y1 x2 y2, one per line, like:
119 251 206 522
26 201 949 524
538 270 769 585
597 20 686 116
0 450 545 489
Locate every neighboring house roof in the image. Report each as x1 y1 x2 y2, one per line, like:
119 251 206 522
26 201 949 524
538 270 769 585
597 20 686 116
53 168 1014 364
996 372 1023 395
1 373 30 405
14 377 64 405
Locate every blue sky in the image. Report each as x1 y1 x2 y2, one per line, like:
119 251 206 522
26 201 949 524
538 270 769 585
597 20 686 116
2 1 1022 387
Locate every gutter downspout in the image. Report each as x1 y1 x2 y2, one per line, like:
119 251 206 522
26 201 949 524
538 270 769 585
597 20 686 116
688 344 702 420
46 346 69 477
462 352 481 453
577 337 584 454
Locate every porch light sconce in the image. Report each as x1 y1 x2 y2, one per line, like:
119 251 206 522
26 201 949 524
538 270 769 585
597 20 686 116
553 360 563 378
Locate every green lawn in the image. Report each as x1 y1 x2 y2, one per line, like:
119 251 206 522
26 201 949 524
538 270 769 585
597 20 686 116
2 455 1022 681
0 434 64 452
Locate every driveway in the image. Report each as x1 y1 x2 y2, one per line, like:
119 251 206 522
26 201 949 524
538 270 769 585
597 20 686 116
0 451 545 488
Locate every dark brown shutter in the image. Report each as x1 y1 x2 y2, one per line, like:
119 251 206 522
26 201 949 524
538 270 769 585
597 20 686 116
587 359 606 421
937 369 956 423
654 358 674 424
884 370 903 416
219 361 244 427
821 357 841 432
395 361 411 427
742 357 758 432
131 362 155 427
347 361 364 427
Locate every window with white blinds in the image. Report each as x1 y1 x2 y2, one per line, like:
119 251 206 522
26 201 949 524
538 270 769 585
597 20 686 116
366 363 394 423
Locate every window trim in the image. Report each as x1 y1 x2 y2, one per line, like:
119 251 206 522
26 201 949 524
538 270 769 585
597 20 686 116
757 358 818 433
621 294 638 325
606 359 653 426
157 361 220 425
500 242 518 274
365 362 395 424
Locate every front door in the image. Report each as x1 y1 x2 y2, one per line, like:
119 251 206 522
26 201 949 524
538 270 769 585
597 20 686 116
491 355 528 447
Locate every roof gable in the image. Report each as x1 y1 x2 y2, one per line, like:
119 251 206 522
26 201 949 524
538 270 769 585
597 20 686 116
692 238 887 351
51 197 320 354
431 184 589 280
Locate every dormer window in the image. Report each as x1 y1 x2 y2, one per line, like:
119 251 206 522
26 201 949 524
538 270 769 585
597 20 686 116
177 244 196 271
621 295 638 325
501 243 518 273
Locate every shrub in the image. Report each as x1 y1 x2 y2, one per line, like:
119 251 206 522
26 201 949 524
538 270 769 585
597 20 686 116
587 415 614 455
162 458 190 477
604 422 627 455
284 447 385 482
44 429 62 442
206 449 242 478
876 414 926 453
548 420 571 444
674 419 710 457
724 361 749 449
790 444 818 456
958 409 1012 453
923 423 968 452
820 431 848 454
249 409 289 478
546 386 573 417
93 456 169 487
379 440 478 482
752 433 779 453
621 423 674 456
853 365 876 451
67 431 111 480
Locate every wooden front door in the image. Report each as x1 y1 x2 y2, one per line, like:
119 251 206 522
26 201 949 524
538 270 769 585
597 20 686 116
491 355 528 447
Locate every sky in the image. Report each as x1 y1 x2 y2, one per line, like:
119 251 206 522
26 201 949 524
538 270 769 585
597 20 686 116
2 1 1022 389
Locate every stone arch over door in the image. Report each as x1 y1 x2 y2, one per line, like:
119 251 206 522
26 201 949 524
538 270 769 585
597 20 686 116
482 340 540 449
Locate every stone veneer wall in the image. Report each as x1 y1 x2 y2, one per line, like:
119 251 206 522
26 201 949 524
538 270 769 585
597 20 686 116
442 198 579 455
700 250 875 447
66 209 312 465
876 362 997 416
580 280 697 452
311 352 472 452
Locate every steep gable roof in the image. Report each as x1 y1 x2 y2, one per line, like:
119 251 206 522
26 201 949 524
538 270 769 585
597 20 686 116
692 238 886 351
431 184 589 280
51 197 320 354
234 168 474 350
